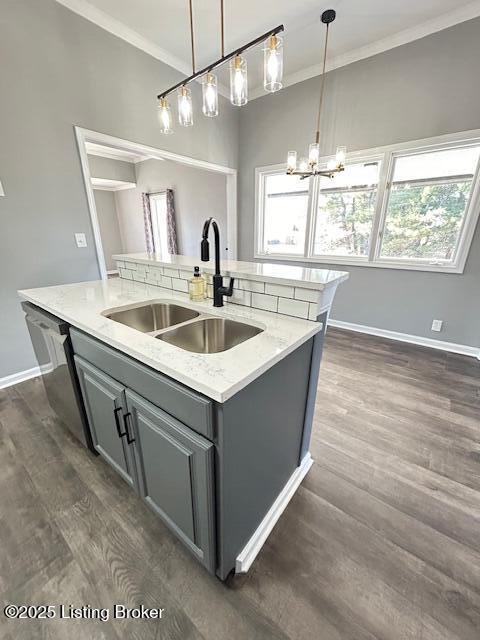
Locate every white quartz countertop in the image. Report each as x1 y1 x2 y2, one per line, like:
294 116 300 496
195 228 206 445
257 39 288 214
18 278 322 402
114 253 349 291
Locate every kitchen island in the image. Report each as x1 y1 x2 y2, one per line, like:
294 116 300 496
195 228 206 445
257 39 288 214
19 256 348 580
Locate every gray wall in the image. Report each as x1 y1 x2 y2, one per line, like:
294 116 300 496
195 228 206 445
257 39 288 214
238 18 480 348
0 0 238 378
114 159 227 257
88 155 136 183
93 189 123 271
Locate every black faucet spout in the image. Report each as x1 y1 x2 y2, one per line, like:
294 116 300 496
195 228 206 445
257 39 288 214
201 217 234 307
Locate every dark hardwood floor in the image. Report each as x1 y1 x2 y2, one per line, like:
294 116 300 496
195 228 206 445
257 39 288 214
0 327 479 639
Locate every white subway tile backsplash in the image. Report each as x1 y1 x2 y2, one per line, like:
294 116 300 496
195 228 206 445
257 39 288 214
160 276 172 288
295 287 320 303
308 302 319 321
117 260 324 322
278 298 309 319
228 289 251 306
119 267 133 280
172 278 188 292
236 278 265 293
163 267 179 278
265 283 295 298
251 293 278 312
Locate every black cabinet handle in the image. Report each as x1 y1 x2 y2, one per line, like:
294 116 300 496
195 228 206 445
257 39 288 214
123 411 135 444
114 406 126 438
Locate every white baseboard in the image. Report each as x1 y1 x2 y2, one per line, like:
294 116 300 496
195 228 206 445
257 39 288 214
328 319 480 359
0 365 44 390
235 452 314 574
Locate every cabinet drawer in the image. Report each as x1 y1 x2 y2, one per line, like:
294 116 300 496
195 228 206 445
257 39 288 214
71 329 214 439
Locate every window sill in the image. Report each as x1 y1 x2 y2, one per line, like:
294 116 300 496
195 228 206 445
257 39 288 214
254 253 465 274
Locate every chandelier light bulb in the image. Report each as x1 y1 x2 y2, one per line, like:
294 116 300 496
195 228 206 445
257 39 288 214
299 157 309 173
335 146 347 166
230 55 248 106
177 86 193 126
287 151 297 172
264 34 283 93
327 158 337 171
157 98 174 134
309 143 320 166
202 73 219 117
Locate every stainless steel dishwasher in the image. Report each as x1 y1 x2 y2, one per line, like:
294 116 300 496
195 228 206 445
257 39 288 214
22 301 95 452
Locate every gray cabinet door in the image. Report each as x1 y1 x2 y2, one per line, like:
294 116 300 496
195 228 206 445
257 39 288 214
125 389 216 573
75 356 137 491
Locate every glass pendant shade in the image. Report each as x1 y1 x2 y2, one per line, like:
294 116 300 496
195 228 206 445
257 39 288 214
309 143 320 166
287 150 297 172
335 145 347 166
230 55 248 106
157 98 174 134
202 73 219 117
299 157 309 173
177 86 193 126
263 34 283 93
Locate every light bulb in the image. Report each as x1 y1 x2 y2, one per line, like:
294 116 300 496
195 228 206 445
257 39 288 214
202 73 218 117
157 98 173 134
177 86 193 126
309 143 319 166
327 158 337 171
264 34 283 93
335 146 347 166
230 55 248 106
287 150 297 172
299 157 309 172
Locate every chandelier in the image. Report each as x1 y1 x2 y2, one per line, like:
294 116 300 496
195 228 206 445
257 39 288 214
286 9 346 179
157 0 284 134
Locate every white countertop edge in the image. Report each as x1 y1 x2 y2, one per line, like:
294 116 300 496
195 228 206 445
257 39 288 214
18 288 321 403
113 253 349 291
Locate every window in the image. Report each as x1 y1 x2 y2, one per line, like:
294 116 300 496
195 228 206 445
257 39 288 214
313 160 381 258
260 172 309 255
379 147 480 263
149 192 169 257
255 133 480 273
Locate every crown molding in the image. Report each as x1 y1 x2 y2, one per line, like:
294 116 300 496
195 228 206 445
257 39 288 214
55 0 230 98
91 177 137 191
249 0 480 100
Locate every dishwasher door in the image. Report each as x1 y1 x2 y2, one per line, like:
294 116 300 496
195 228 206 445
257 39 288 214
23 303 93 450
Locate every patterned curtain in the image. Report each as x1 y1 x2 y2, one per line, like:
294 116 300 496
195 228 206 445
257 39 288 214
142 192 155 254
165 188 178 254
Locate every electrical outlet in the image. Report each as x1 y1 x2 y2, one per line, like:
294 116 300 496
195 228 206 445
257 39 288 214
431 319 443 332
75 232 87 248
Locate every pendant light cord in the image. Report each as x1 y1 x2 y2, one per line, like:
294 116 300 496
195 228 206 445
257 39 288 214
189 0 196 74
315 21 330 144
220 0 225 57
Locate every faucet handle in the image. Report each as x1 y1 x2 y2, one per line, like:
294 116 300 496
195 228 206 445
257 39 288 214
219 277 234 297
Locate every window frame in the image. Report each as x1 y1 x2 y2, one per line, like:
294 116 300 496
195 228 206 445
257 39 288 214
254 130 480 274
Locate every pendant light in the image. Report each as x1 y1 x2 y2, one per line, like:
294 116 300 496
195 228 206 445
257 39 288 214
178 86 193 126
156 0 284 134
157 97 173 134
230 55 248 106
264 34 283 92
287 9 346 178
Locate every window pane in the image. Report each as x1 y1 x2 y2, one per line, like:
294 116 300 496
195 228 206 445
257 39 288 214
381 146 480 262
313 161 380 257
262 173 308 255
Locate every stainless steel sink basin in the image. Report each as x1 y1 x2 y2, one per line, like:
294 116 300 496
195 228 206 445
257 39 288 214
104 303 199 332
157 317 263 353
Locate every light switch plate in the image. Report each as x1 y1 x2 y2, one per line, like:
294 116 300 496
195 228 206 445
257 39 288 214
75 232 87 248
431 319 443 332
0 180 5 197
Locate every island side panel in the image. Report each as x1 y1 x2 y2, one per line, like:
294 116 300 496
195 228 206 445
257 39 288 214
299 309 328 462
215 339 314 580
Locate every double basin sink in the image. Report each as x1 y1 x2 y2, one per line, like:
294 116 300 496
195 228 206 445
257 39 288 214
102 302 263 354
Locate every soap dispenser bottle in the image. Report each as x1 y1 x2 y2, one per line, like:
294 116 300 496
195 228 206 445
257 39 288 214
189 266 206 301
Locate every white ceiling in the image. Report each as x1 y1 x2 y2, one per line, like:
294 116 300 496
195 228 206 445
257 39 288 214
58 0 480 98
